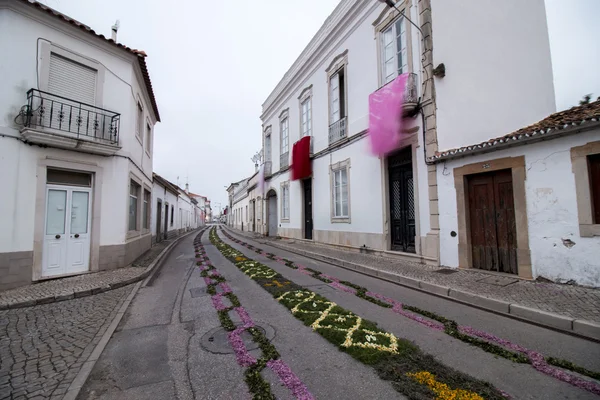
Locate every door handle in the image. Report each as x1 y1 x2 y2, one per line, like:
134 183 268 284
55 234 61 239
74 234 80 239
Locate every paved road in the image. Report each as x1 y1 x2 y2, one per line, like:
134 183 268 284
77 227 600 399
0 286 133 399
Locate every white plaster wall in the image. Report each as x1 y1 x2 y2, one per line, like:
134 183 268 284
431 0 556 151
231 194 250 231
0 136 130 251
438 130 600 286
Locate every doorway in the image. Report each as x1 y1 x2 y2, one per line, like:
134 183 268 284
156 199 162 242
303 179 313 240
467 169 517 274
164 203 169 240
388 147 415 253
267 191 278 237
43 185 92 277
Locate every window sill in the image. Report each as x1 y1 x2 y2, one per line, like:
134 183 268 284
126 230 141 240
331 217 350 223
281 218 290 223
579 224 600 237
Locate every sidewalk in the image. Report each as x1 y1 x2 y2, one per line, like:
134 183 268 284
0 239 173 309
225 227 600 339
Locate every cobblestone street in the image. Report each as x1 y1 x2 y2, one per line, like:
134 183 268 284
0 286 133 399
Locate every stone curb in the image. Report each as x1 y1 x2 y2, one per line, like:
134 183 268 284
0 229 202 311
62 227 205 400
224 227 600 342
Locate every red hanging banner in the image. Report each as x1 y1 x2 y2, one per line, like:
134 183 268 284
291 136 312 181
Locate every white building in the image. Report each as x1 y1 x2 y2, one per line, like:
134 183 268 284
0 1 160 289
230 0 599 286
151 174 205 244
227 177 252 231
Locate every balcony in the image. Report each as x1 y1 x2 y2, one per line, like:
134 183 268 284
403 72 419 115
280 152 289 170
263 161 272 177
19 89 121 156
328 117 347 145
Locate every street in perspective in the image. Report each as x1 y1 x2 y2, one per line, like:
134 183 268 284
1 0 599 399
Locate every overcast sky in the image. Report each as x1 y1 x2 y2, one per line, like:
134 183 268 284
41 0 600 211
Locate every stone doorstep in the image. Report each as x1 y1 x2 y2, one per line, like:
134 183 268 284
0 230 200 311
224 227 600 342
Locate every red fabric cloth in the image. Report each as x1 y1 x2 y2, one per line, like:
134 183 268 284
291 136 312 181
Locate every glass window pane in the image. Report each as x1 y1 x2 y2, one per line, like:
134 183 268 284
143 201 148 229
341 169 347 185
342 200 349 217
129 195 137 230
47 169 91 187
46 189 67 235
70 191 89 234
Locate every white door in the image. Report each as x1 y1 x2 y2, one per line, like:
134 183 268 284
268 196 278 237
43 186 92 277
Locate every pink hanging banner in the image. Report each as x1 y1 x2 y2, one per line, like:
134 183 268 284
368 74 408 157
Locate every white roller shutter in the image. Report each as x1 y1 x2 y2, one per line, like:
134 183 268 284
48 53 97 106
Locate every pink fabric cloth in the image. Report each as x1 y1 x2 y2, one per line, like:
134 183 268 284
368 74 408 156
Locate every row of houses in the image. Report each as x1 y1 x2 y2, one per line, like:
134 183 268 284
0 0 210 290
227 0 600 287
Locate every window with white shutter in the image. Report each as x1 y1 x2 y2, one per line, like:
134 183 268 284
48 53 97 105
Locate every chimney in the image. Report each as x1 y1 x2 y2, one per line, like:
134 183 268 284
111 20 120 41
185 183 189 194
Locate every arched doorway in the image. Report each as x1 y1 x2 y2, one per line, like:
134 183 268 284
266 189 278 237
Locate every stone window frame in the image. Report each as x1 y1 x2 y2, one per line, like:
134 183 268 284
329 158 351 223
325 50 349 129
38 41 106 109
279 109 290 169
280 181 290 222
453 156 532 279
135 95 144 145
298 84 313 139
126 173 143 239
142 185 152 233
145 117 153 157
571 140 600 237
263 125 272 162
372 0 415 88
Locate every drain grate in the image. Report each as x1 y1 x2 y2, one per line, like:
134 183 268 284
434 268 458 274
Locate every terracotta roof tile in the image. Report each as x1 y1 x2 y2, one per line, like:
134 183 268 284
22 0 161 122
429 100 600 162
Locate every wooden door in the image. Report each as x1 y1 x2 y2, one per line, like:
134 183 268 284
468 169 517 274
388 148 415 253
303 179 313 240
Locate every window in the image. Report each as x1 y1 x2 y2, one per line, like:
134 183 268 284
129 180 140 231
145 123 152 154
301 98 312 137
246 205 248 222
265 133 272 162
136 102 143 140
589 154 600 224
281 182 290 220
329 69 345 123
330 159 351 222
280 118 289 155
171 205 174 226
571 141 600 237
381 16 407 84
48 52 97 105
143 189 150 229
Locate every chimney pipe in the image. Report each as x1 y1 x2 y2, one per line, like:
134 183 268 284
111 20 120 41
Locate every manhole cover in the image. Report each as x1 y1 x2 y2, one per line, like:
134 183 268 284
200 322 276 354
477 275 518 287
434 268 458 275
189 287 208 298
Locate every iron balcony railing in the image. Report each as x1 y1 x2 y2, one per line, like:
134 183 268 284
280 152 289 169
24 89 120 145
263 161 272 177
404 72 418 105
328 116 347 145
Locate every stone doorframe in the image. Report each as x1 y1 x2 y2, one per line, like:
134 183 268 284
33 157 104 281
453 155 532 279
